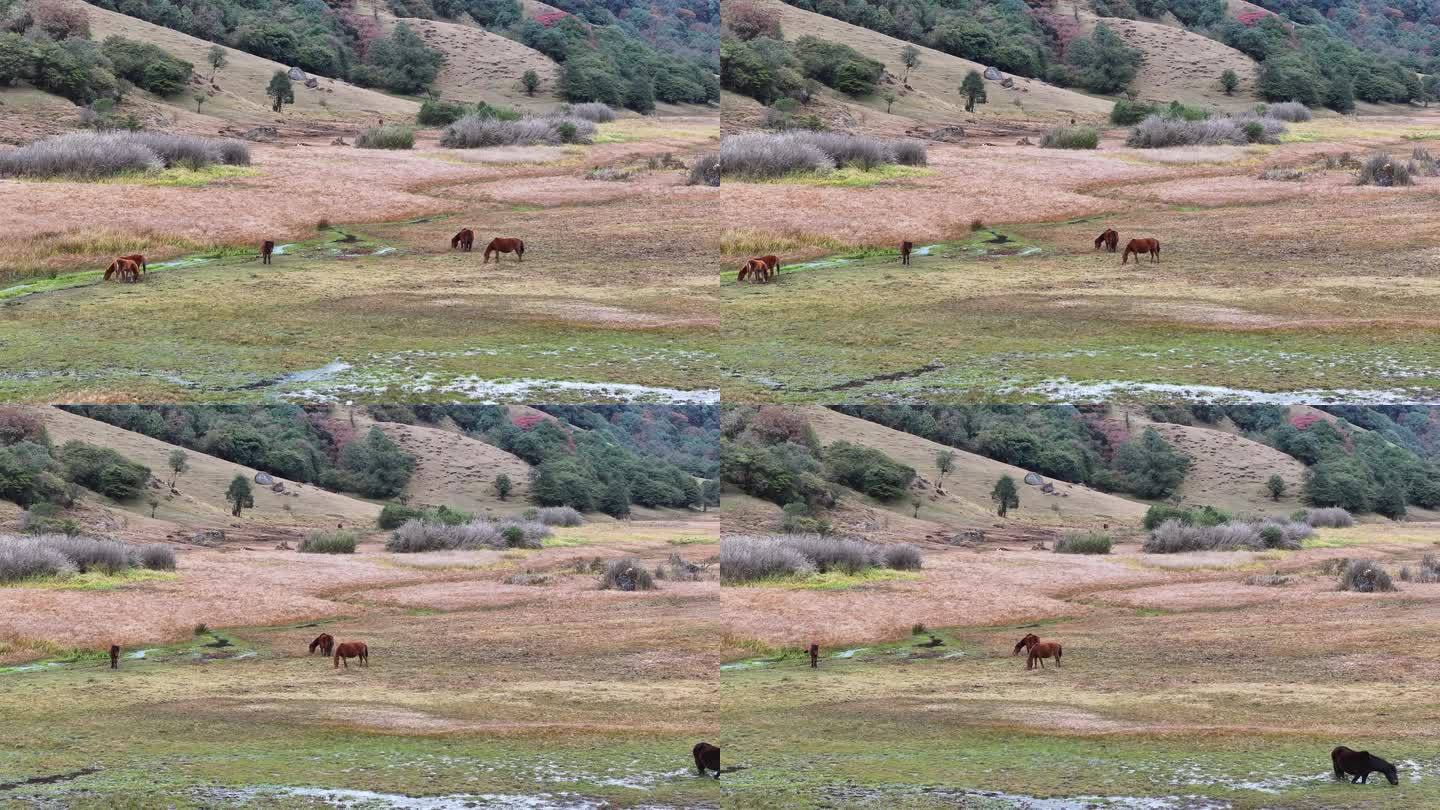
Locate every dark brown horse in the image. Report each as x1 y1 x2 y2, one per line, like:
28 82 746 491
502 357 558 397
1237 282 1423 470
1013 633 1062 670
809 643 819 669
333 641 368 669
692 742 720 779
1094 229 1118 253
1121 238 1160 264
109 644 120 670
309 633 334 656
451 228 474 252
1332 747 1398 785
483 237 524 263
900 241 914 265
261 240 275 265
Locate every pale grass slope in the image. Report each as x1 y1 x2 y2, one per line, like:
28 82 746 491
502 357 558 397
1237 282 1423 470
396 19 562 111
350 409 535 515
82 1 418 126
801 407 1147 529
1059 0 1261 109
37 406 380 527
752 0 1112 126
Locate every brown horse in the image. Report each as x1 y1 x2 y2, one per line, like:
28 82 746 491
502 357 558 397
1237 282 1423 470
309 633 335 656
483 237 524 263
261 240 275 265
900 241 914 265
809 643 819 669
738 255 778 283
1013 633 1062 670
333 641 368 669
104 258 141 282
1094 229 1118 253
1332 746 1398 785
1122 238 1160 264
109 644 120 670
451 228 474 252
692 742 720 779
119 253 147 274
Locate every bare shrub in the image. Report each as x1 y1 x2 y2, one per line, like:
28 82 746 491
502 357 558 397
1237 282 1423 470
1337 558 1396 592
779 534 878 574
891 139 928 166
1144 520 1261 553
386 519 505 552
0 537 76 583
506 572 551 586
0 131 249 179
1300 507 1354 528
0 407 48 445
1259 167 1306 181
720 535 816 583
1244 572 1293 587
1127 114 1285 148
719 131 926 179
882 543 923 570
495 519 551 549
1401 553 1440 583
135 544 177 570
40 534 130 574
536 506 583 527
440 115 595 148
686 151 719 186
1356 152 1413 187
1264 101 1312 122
598 556 655 590
563 102 616 123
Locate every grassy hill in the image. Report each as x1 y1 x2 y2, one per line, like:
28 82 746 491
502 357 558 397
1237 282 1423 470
37 407 381 528
81 1 418 127
801 407 1148 529
749 0 1113 127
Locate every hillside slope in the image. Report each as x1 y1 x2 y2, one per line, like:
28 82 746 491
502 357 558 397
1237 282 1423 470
351 411 535 515
39 408 380 528
82 1 418 126
398 18 562 110
752 0 1113 126
802 407 1148 529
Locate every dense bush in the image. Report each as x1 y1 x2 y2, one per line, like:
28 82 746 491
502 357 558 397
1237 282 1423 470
0 537 75 583
321 428 415 499
417 98 470 127
0 131 248 179
1040 126 1099 150
1126 115 1285 148
687 151 719 187
719 131 926 179
1110 99 1155 126
386 517 548 552
135 543 176 570
719 533 921 583
792 36 883 96
440 115 596 147
377 503 472 529
1298 507 1355 528
536 506 583 527
350 24 443 95
100 36 192 96
299 529 358 554
1063 25 1142 94
1054 531 1113 554
1356 152 1413 187
823 441 916 501
355 124 415 150
1142 503 1232 530
564 102 616 123
1338 558 1395 592
1144 518 1310 553
597 556 655 590
1264 101 1312 122
57 441 149 501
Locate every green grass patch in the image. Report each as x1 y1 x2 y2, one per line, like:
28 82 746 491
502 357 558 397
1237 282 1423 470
3 569 177 591
97 165 259 187
667 535 715 546
768 165 933 188
728 568 921 591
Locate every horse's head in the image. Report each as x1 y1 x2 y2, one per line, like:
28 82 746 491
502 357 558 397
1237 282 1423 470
1374 756 1399 785
1012 634 1039 655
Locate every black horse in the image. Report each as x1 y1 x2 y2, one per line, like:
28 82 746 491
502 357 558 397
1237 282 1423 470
692 742 720 779
1332 746 1398 785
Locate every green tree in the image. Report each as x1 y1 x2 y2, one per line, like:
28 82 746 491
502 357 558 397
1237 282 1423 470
1219 68 1239 95
193 90 207 113
266 70 294 113
148 495 160 518
1065 25 1142 95
882 88 896 112
701 479 720 512
960 70 986 113
494 472 512 500
207 44 227 81
599 477 631 518
521 68 540 96
935 450 955 485
899 44 921 84
911 494 922 518
0 33 35 87
1266 474 1286 501
1110 429 1191 499
1375 483 1407 520
991 474 1019 518
167 449 189 489
226 474 254 518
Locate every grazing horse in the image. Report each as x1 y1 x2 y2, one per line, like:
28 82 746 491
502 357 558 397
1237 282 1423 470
1094 229 1118 253
450 228 474 252
483 237 524 263
119 253 147 275
1332 747 1398 785
900 241 914 265
109 645 120 670
692 742 720 779
333 641 368 669
738 255 779 284
1012 633 1062 670
104 258 141 283
1121 238 1160 264
809 643 819 669
261 240 275 265
308 633 334 657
